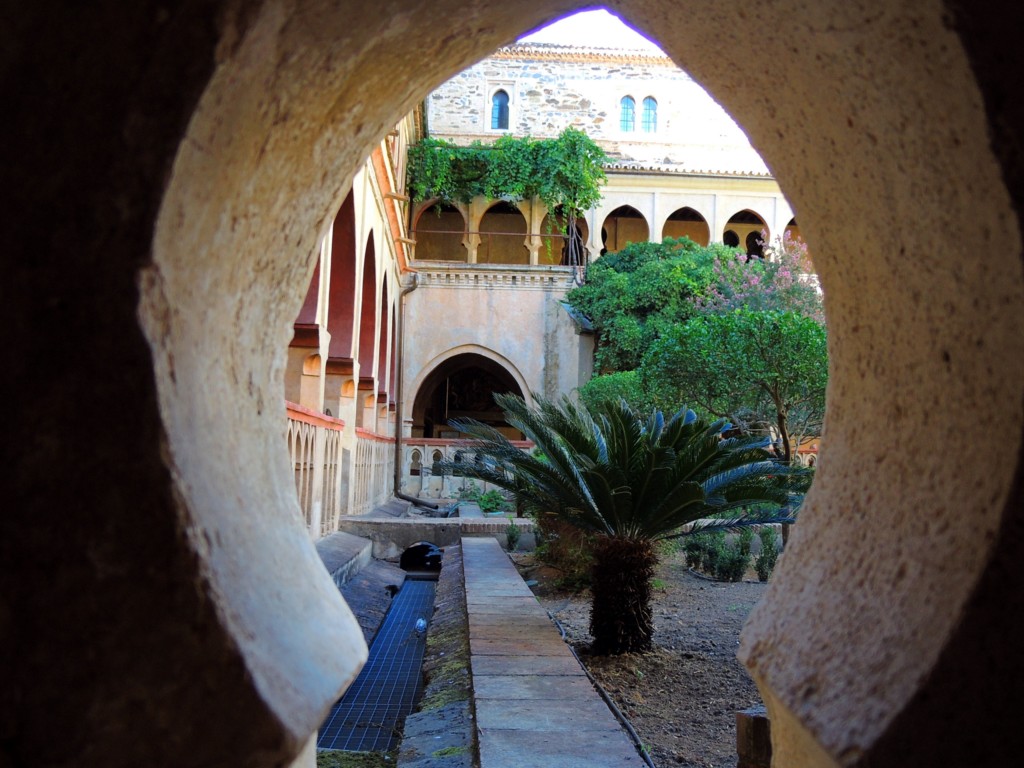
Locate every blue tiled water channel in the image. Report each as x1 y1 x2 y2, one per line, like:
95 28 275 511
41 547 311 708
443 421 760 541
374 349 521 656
317 577 437 752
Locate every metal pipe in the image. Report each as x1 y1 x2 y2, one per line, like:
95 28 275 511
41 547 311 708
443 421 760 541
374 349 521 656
394 490 439 510
392 271 419 499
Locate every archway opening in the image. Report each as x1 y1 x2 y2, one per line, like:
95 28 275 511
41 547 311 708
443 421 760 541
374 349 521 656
411 353 525 439
662 206 710 246
601 204 649 254
399 541 443 573
725 209 768 256
126 2 1024 766
478 201 529 264
413 202 467 261
540 206 590 266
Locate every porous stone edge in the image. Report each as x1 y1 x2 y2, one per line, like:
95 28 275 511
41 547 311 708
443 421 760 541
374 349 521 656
397 544 477 768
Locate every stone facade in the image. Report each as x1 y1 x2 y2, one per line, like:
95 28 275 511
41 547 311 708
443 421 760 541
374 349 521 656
427 43 767 175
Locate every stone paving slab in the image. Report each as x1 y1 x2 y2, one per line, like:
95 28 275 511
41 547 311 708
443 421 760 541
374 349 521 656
462 536 642 767
469 638 568 656
476 697 622 731
464 596 540 609
471 654 588 676
468 612 554 627
472 674 598 700
477 729 643 768
468 623 559 640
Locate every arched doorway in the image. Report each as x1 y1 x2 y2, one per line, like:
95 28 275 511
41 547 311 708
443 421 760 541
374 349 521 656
412 202 467 261
478 201 529 264
411 353 525 439
540 207 590 267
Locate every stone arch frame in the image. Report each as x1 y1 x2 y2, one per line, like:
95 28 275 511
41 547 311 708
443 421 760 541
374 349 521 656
721 207 770 250
476 199 530 264
11 2 1024 768
600 203 651 253
411 199 470 262
660 205 711 245
404 344 532 429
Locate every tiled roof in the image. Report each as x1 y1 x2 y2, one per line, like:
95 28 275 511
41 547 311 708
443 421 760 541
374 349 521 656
493 41 676 66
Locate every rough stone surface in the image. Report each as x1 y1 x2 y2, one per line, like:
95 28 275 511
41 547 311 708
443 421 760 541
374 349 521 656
5 1 1024 767
398 544 475 768
316 531 374 587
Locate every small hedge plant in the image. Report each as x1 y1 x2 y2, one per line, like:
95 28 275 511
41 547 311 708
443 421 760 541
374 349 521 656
684 526 782 582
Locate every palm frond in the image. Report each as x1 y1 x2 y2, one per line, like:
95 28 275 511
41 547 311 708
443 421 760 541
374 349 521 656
445 394 813 541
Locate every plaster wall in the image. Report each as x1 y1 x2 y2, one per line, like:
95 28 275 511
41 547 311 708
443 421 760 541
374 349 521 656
402 266 588 418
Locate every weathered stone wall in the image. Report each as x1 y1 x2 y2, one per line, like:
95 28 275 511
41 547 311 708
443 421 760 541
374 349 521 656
427 43 765 173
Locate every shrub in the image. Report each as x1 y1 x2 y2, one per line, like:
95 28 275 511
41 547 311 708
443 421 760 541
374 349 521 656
714 543 749 582
505 519 521 551
737 526 754 558
478 488 507 514
534 518 594 591
683 536 705 569
755 527 780 582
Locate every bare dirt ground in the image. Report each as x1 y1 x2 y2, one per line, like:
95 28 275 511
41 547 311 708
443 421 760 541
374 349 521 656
511 549 767 768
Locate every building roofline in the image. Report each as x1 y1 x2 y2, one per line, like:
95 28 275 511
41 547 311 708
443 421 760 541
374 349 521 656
604 163 774 180
494 41 678 67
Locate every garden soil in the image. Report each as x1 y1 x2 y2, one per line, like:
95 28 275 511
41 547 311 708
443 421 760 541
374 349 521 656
511 549 767 768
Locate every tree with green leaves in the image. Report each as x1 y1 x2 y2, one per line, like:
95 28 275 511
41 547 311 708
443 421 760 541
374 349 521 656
642 309 828 464
438 393 810 655
565 237 728 372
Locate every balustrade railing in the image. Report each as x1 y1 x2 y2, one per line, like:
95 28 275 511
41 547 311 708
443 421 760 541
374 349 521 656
352 429 396 517
286 402 345 538
401 437 534 499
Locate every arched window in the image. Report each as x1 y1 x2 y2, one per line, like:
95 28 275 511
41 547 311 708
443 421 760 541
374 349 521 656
620 96 635 132
491 89 509 130
642 96 658 132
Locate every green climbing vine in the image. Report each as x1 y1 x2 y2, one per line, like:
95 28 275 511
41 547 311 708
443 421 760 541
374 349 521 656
407 127 607 223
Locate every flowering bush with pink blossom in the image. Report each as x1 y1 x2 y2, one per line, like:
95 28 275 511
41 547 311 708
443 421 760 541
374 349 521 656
696 231 824 324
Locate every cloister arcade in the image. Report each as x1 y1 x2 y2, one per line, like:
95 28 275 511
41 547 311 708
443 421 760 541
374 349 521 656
411 170 799 264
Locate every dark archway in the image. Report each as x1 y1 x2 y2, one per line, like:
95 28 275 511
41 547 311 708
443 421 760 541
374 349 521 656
725 209 768 256
411 353 525 439
399 542 443 573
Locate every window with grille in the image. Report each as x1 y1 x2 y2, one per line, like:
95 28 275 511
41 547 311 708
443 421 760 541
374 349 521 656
491 90 509 130
642 97 657 132
620 96 635 132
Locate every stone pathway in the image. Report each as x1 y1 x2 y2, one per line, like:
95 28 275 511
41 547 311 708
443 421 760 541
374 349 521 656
462 536 643 767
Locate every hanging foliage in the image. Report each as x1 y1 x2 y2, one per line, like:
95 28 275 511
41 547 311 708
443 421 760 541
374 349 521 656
407 127 607 222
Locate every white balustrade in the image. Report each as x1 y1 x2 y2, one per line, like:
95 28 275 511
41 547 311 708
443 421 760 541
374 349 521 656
352 430 396 517
286 402 346 538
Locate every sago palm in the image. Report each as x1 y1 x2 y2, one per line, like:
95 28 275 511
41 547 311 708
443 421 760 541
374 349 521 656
441 393 811 655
